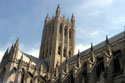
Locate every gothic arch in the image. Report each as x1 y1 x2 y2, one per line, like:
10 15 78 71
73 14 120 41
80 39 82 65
58 45 61 55
95 57 104 81
17 68 25 83
25 72 33 83
69 29 72 39
112 50 123 76
82 62 87 78
7 67 17 82
9 67 17 77
59 23 63 34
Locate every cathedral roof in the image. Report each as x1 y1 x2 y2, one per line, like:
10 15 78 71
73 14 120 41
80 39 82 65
20 52 48 70
61 31 124 66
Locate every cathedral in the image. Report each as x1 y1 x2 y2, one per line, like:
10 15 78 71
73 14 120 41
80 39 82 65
0 5 125 83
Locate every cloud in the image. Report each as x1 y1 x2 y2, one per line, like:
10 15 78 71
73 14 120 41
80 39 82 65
75 44 90 54
76 0 113 16
19 43 40 58
113 16 125 25
90 30 100 37
80 0 113 9
77 27 101 39
25 48 39 58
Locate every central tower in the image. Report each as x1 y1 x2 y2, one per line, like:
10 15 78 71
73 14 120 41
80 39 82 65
39 5 75 73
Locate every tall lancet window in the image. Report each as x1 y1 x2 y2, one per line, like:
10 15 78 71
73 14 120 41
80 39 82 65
113 50 122 74
113 57 120 72
69 50 71 57
58 46 61 55
63 49 66 57
60 24 62 34
69 29 71 39
96 57 104 78
65 28 67 36
52 24 54 34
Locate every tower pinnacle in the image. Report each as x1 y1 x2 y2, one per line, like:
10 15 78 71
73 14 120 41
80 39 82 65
106 35 109 44
56 4 60 17
71 13 75 27
71 13 75 21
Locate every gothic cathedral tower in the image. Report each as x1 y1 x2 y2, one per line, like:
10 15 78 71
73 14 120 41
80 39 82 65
39 4 75 73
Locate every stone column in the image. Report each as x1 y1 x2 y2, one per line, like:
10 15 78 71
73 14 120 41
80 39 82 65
49 18 60 82
66 26 69 59
60 23 65 63
72 28 75 56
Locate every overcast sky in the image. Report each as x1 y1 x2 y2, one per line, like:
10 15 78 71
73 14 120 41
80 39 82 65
0 0 124 61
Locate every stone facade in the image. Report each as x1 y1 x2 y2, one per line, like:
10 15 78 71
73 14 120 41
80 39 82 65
0 5 125 83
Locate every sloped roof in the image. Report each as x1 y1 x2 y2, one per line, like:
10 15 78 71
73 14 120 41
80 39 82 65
21 52 48 70
61 31 125 66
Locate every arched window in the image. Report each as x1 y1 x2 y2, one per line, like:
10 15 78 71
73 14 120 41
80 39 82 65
21 69 25 83
21 73 24 83
96 57 104 78
113 56 121 73
65 28 67 36
58 46 61 55
60 24 62 33
113 50 122 74
30 79 32 83
69 51 71 57
82 62 87 78
96 61 104 77
63 49 66 57
52 25 54 34
69 30 71 39
70 70 74 83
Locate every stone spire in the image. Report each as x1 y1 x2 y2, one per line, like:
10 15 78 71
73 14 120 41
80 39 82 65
45 14 49 24
105 35 112 56
71 13 75 27
4 48 9 56
56 4 60 17
104 35 113 67
90 43 95 62
105 36 112 53
106 35 109 45
14 38 19 50
77 50 81 68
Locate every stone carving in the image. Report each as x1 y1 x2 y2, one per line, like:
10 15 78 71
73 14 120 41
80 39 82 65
88 43 96 73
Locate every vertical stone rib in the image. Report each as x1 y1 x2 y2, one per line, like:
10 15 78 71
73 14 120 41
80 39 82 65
61 23 65 63
66 25 69 59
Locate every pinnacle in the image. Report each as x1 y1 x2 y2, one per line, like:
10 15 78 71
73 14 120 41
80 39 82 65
72 13 74 18
106 35 109 44
57 4 60 9
78 50 80 56
46 14 49 18
71 13 75 21
91 43 94 51
15 37 19 44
